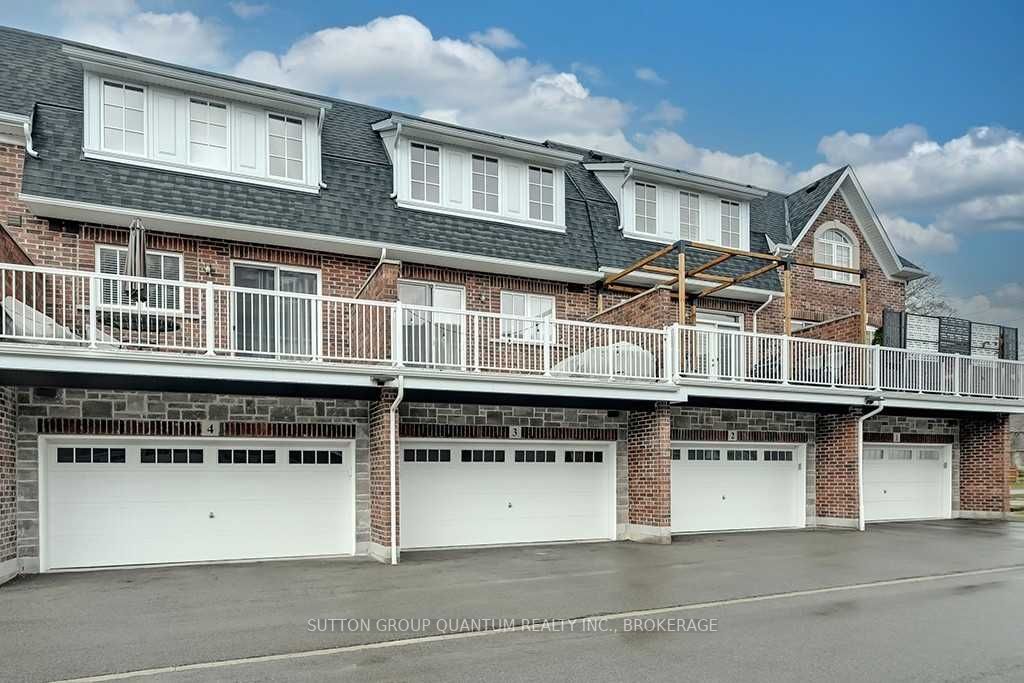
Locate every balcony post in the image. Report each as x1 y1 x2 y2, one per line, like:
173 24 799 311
204 281 215 356
543 319 552 376
392 302 404 368
663 325 676 383
781 335 790 384
872 346 881 391
607 327 614 380
88 276 98 349
954 355 961 396
472 314 480 372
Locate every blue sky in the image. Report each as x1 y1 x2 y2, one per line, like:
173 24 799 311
4 1 1024 325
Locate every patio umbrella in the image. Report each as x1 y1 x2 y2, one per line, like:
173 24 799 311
124 218 147 304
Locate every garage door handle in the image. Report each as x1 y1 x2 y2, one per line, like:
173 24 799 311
507 502 512 509
209 512 215 519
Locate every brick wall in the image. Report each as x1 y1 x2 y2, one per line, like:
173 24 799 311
793 313 865 344
368 388 398 561
959 414 1010 515
0 386 15 571
13 388 370 569
359 260 400 302
626 402 671 540
815 410 861 523
590 286 675 328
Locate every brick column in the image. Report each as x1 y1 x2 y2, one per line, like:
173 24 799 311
959 414 1010 518
815 410 861 527
625 402 672 543
368 387 400 563
0 386 17 584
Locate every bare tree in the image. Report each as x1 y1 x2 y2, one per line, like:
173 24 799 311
905 275 958 317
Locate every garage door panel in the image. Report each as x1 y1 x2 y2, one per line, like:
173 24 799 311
863 445 949 522
671 444 805 534
44 440 354 570
401 442 614 549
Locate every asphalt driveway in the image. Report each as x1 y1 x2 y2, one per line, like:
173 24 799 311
4 520 1024 682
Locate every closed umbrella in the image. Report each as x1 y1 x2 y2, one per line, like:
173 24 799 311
124 218 147 304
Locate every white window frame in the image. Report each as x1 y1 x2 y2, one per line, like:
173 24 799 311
409 141 441 204
187 96 230 171
95 244 184 313
101 80 147 158
528 165 555 223
230 260 323 358
266 112 305 183
472 154 500 213
816 226 858 284
634 182 658 235
500 291 556 342
679 190 700 241
720 200 742 248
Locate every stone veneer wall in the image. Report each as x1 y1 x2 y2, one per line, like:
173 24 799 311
1 386 16 581
14 388 370 570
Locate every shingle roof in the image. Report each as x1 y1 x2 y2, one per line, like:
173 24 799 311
783 166 848 242
0 25 914 292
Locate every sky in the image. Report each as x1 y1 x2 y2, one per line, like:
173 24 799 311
4 1 1023 327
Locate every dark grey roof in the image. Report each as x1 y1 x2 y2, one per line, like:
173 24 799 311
0 25 916 289
783 166 848 241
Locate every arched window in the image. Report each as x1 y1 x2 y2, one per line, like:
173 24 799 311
815 225 857 283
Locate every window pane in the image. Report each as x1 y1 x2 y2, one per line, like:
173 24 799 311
425 184 440 203
191 120 207 144
209 103 227 125
104 104 123 129
286 159 303 180
411 163 424 181
125 132 145 155
124 87 144 109
268 136 285 157
269 156 286 177
286 119 303 139
411 181 424 200
268 115 285 136
104 83 124 106
103 128 123 151
209 125 227 148
425 146 439 164
286 139 303 160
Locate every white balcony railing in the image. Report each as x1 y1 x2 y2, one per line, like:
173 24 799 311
1 262 1022 399
675 325 1024 400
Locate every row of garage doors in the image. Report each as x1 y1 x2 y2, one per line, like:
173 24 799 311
40 438 952 570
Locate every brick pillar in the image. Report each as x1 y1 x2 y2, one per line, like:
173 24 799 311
815 410 861 527
959 414 1010 518
0 386 17 584
625 402 672 543
358 260 400 302
368 387 400 563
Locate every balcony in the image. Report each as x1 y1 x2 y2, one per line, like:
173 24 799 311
0 263 1022 405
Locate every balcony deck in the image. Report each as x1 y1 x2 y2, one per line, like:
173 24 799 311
1 263 1022 409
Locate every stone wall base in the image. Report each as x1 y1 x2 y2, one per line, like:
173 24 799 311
955 510 1007 520
0 557 18 585
811 516 860 529
625 523 672 544
367 541 399 564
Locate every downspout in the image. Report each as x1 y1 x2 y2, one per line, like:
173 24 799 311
389 375 405 565
857 397 885 532
617 165 634 231
316 108 327 189
752 294 775 334
389 122 403 199
23 122 38 158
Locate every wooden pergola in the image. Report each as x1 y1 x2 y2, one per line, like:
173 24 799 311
600 240 868 337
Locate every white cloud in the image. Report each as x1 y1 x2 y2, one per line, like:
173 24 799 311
468 26 522 50
229 2 269 19
570 61 604 84
53 1 228 68
878 214 958 254
950 282 1024 327
817 124 929 165
643 100 685 125
634 67 665 84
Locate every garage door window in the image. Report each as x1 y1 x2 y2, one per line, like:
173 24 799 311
918 449 941 461
890 448 913 461
727 449 757 461
688 449 721 461
565 450 603 463
403 448 451 463
864 448 885 460
218 449 276 464
460 449 505 462
763 450 794 462
515 449 556 463
141 448 204 464
289 449 344 464
56 447 126 464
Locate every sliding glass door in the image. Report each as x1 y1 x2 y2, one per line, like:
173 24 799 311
233 264 319 357
398 282 464 366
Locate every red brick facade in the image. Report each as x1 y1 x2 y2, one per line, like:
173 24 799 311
626 402 672 541
590 286 675 328
959 414 1010 515
0 386 15 567
793 314 865 344
369 387 400 561
815 410 861 523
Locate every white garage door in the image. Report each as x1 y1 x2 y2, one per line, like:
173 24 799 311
864 445 951 522
400 441 615 549
671 443 806 533
42 439 355 571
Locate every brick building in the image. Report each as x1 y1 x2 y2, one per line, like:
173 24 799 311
0 26 1018 583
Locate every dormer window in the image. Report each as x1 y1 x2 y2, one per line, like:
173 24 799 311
721 200 741 248
410 142 441 203
102 81 145 156
679 191 700 241
268 113 304 182
189 98 228 170
528 166 555 222
635 182 658 234
472 154 499 212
